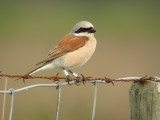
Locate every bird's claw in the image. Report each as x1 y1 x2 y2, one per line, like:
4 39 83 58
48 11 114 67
66 75 72 85
74 76 83 86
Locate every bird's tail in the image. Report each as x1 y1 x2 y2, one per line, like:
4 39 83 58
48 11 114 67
26 65 44 76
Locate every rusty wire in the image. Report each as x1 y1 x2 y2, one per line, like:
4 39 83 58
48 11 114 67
0 73 160 120
0 73 160 83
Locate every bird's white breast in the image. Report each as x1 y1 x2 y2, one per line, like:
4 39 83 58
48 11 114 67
54 36 97 70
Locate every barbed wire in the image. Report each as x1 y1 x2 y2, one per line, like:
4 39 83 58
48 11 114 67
0 73 160 83
0 73 160 120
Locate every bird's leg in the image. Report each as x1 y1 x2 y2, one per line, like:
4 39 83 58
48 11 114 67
68 70 82 84
63 69 72 84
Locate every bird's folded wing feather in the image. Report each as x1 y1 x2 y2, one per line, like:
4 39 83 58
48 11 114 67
36 35 89 65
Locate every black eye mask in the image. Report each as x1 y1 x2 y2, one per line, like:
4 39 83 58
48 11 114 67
75 27 95 33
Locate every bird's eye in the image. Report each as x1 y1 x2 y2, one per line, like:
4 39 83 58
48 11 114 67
75 27 93 33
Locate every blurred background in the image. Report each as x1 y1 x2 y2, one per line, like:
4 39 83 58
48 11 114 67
0 1 160 120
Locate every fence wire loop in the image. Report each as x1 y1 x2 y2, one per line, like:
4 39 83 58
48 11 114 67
152 76 160 81
56 82 61 89
9 88 15 95
92 80 97 85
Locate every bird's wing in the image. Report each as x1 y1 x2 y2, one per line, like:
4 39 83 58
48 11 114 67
36 35 89 65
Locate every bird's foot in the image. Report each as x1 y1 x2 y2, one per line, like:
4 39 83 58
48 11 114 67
75 76 82 86
66 75 72 85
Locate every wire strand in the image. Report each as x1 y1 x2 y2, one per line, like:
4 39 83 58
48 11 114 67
55 82 61 120
0 74 160 82
92 81 98 120
9 88 15 120
1 78 8 120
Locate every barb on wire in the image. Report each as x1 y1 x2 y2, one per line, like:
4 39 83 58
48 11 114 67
54 73 60 82
0 73 160 82
104 76 114 86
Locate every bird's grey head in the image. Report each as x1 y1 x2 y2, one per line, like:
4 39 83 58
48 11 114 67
69 21 96 36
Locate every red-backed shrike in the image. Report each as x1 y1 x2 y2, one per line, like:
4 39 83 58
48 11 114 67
23 21 97 82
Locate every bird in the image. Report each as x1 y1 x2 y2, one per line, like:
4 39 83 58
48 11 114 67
21 21 97 83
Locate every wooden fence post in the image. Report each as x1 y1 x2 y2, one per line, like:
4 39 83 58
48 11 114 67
129 81 160 120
